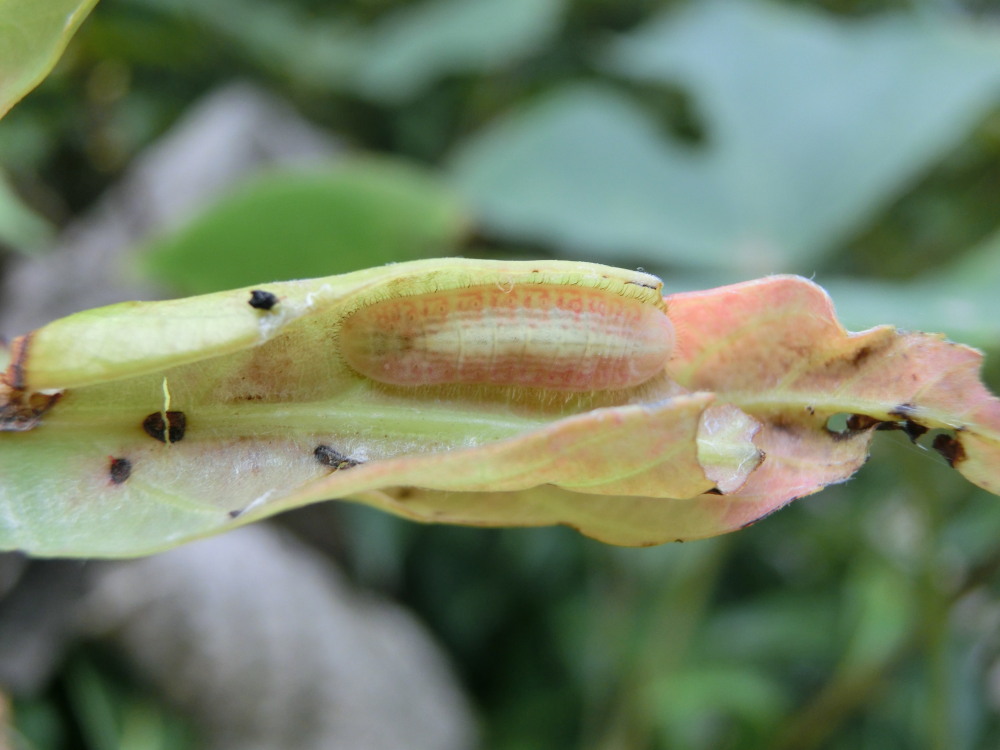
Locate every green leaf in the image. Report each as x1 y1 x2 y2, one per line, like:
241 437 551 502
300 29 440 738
352 0 566 102
126 0 564 99
63 654 196 750
450 1 1000 272
0 0 100 118
126 0 362 90
0 171 51 252
650 666 789 740
450 84 723 262
139 159 470 294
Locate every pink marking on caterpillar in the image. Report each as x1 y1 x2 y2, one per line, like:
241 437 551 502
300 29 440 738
340 283 674 391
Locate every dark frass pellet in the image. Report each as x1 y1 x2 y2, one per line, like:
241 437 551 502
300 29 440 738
109 457 132 484
249 289 278 311
143 411 187 443
314 444 361 470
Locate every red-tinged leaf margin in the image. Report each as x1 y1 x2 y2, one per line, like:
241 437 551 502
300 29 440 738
666 275 1000 516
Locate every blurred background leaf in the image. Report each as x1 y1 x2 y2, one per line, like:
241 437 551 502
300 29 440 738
450 0 1000 276
0 0 100 117
0 171 53 253
139 158 469 293
826 227 1000 347
352 0 567 103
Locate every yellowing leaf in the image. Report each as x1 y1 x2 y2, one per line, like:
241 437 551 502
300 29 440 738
1 260 996 557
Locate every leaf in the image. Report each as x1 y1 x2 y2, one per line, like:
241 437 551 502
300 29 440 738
1 260 997 557
0 0 100 119
450 85 724 263
665 275 1000 502
351 0 566 103
128 0 363 90
139 159 470 295
825 227 1000 348
450 1 1000 271
127 0 564 100
0 171 52 253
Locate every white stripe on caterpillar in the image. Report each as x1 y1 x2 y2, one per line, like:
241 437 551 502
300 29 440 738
340 281 674 391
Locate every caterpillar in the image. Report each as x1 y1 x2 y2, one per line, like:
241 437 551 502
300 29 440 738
339 279 674 391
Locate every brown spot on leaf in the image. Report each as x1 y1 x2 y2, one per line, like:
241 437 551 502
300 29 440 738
228 509 243 519
902 421 929 442
0 387 61 432
933 434 966 468
850 345 874 367
109 457 131 484
142 411 187 443
770 415 798 435
818 338 892 379
827 415 874 441
846 414 881 431
217 341 302 404
4 332 32 390
314 444 361 470
249 289 278 310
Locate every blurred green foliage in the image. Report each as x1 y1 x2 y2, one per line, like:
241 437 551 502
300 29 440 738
0 172 52 252
140 159 469 292
0 0 99 118
11 653 196 750
2 0 1000 748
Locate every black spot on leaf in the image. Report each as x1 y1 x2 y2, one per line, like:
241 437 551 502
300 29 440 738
109 457 131 484
901 421 929 442
249 289 278 310
143 411 187 443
